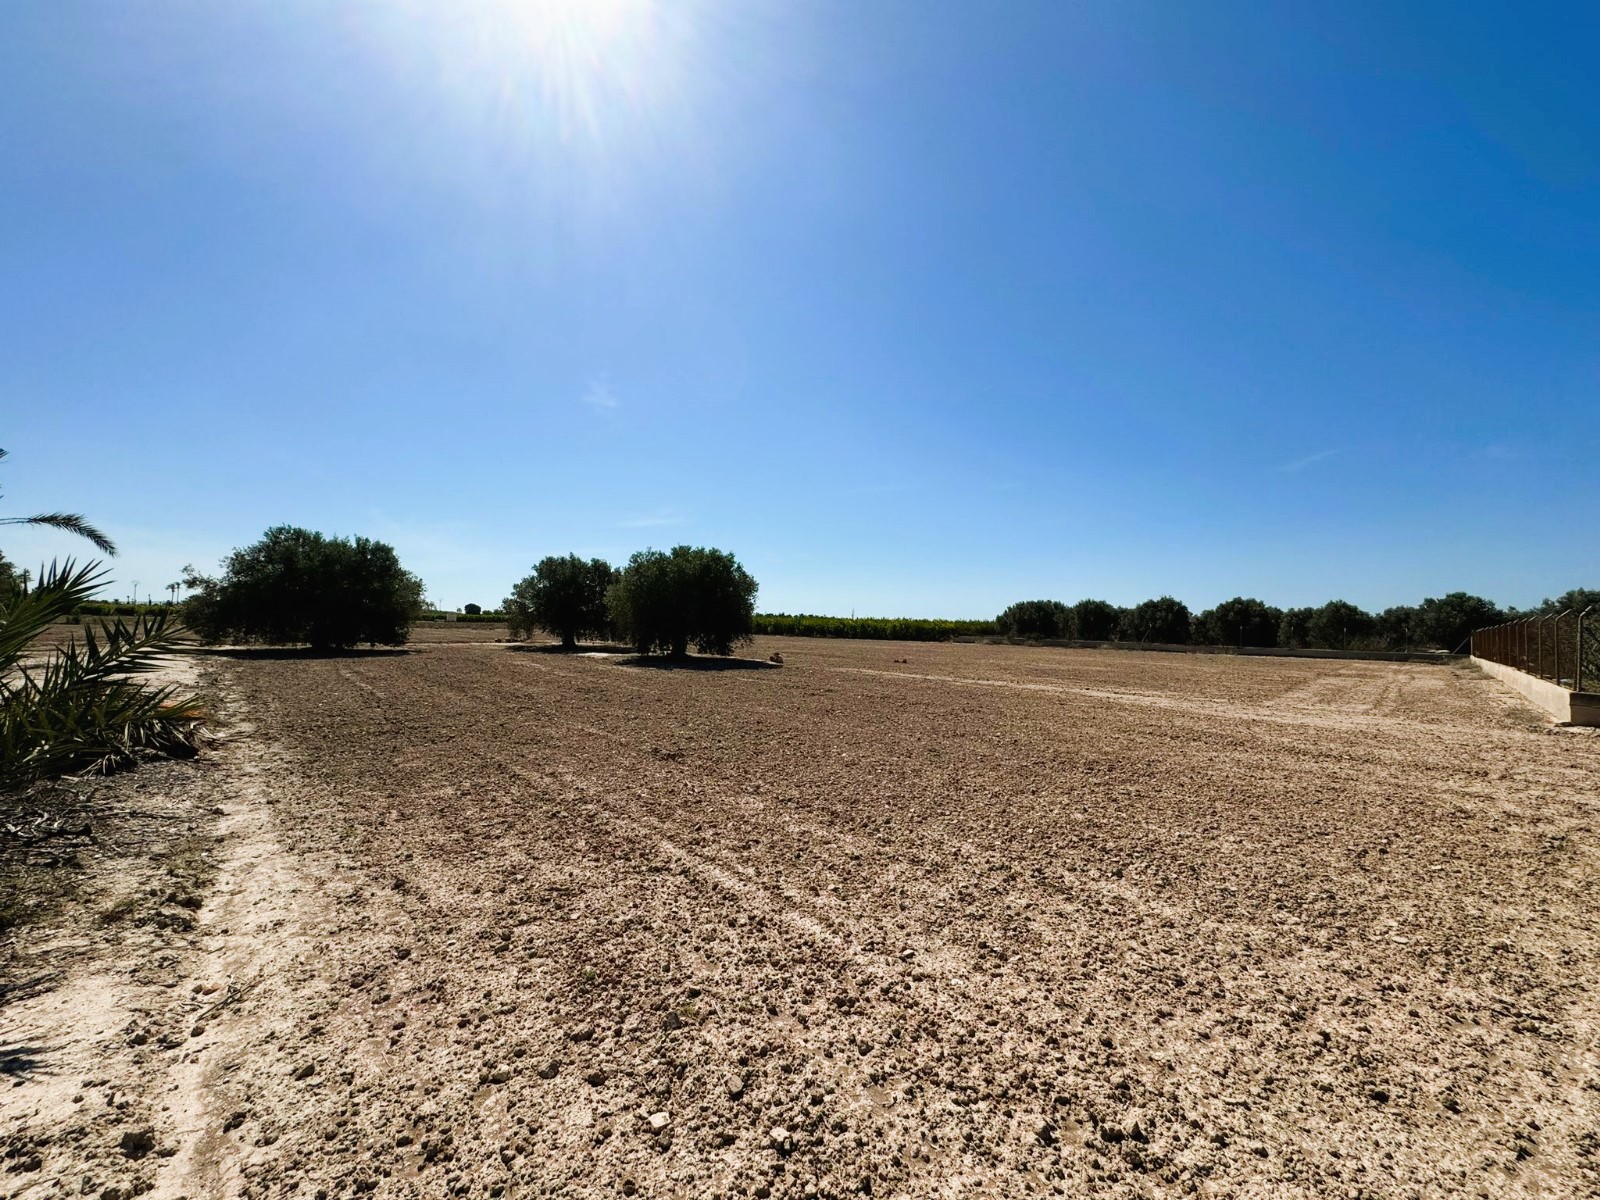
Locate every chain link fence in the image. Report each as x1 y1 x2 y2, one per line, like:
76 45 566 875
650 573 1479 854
1471 608 1598 692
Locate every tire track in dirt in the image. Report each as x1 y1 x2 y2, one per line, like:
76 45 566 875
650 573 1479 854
121 638 1600 1199
834 665 1532 743
148 720 331 1200
0 666 346 1200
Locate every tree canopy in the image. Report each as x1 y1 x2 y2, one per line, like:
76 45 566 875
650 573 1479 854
608 546 758 657
986 587 1582 654
504 555 617 647
1540 588 1600 615
1123 595 1192 644
1375 605 1418 651
1196 597 1282 647
0 549 20 605
1278 607 1314 649
995 599 1073 639
1304 600 1375 651
183 526 425 650
1410 592 1504 654
1067 599 1117 641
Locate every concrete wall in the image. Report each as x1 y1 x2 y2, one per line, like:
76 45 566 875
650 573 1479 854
1472 656 1600 726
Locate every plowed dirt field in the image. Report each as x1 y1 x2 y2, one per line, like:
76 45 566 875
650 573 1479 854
5 637 1599 1199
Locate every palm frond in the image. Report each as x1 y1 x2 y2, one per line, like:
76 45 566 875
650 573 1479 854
0 513 118 555
0 559 110 668
1 557 203 792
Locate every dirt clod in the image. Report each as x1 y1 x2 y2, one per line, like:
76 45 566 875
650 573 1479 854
118 1129 156 1159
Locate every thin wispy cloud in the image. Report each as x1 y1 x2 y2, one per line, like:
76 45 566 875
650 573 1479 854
1276 448 1340 473
581 379 619 412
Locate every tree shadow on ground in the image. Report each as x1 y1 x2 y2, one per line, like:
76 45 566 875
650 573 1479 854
188 646 414 660
508 642 639 656
0 1039 55 1082
620 655 779 672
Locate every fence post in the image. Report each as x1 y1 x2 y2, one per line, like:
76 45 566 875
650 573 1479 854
1580 608 1590 693
1556 612 1565 686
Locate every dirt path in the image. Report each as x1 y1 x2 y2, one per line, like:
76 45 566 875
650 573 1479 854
1 670 344 1200
6 638 1600 1199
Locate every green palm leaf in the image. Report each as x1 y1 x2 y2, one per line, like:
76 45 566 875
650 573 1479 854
1 558 203 792
0 513 118 556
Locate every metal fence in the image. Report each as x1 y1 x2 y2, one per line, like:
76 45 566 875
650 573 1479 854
1471 608 1598 693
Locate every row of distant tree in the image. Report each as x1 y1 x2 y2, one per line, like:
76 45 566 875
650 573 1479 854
9 520 1592 656
166 530 763 654
995 589 1599 653
502 549 757 656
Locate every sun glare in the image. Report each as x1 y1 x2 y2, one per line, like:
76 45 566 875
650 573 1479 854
364 0 743 210
442 0 679 150
509 0 661 142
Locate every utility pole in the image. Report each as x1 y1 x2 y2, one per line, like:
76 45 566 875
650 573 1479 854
132 580 139 607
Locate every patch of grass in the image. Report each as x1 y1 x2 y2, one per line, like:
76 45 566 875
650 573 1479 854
97 893 142 926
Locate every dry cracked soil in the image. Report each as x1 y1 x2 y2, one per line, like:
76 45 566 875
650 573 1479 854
3 632 1599 1199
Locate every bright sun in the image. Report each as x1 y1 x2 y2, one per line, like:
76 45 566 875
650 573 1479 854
467 0 670 146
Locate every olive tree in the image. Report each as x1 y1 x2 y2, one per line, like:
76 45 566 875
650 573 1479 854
1305 599 1376 650
1410 592 1503 652
995 599 1073 639
1195 597 1282 647
1375 605 1418 650
608 546 758 658
1540 588 1600 614
183 526 425 650
1278 607 1314 649
503 555 617 647
1124 595 1192 644
1070 599 1119 641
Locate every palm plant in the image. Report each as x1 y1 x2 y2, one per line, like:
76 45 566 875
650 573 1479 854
1 559 203 791
0 448 117 555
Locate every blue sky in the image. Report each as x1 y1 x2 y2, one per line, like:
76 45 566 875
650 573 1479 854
3 1 1596 616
